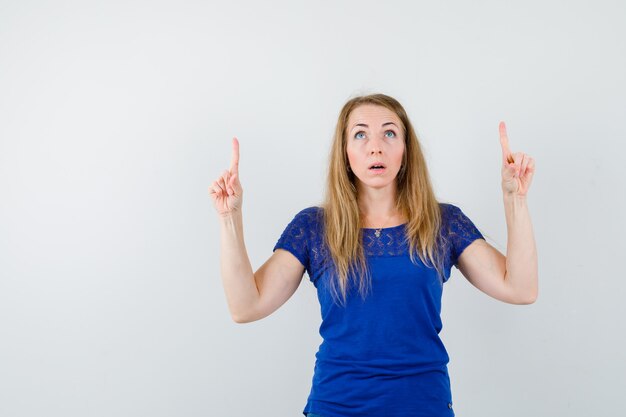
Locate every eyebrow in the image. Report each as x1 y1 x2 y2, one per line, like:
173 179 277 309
351 122 399 131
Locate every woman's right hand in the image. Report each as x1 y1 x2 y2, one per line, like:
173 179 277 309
209 137 243 217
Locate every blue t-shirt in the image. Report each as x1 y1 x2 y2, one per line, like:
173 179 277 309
273 203 485 417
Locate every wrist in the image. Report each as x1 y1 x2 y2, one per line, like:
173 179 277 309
219 209 242 223
502 191 527 205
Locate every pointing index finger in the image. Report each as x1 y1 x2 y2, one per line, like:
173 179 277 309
230 136 239 174
499 121 514 164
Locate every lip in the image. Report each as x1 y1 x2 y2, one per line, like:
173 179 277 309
369 167 387 175
368 162 386 169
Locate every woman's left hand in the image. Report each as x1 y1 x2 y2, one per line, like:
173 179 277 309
499 121 535 197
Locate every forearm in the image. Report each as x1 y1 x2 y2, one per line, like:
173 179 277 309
503 193 538 303
219 210 259 321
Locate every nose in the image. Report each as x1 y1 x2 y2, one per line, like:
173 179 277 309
367 135 385 154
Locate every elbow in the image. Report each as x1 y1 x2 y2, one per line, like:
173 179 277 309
230 301 260 324
515 290 538 305
231 313 251 324
231 311 261 324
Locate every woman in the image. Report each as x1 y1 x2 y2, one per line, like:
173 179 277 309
210 93 538 417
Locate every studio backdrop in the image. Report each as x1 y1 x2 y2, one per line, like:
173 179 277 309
0 1 624 416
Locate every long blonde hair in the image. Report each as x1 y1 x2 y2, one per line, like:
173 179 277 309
321 93 447 307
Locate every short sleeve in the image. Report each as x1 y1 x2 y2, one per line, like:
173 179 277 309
272 208 312 272
445 204 485 268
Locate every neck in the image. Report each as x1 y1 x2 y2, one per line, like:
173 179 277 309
358 201 403 228
358 198 398 220
355 178 400 218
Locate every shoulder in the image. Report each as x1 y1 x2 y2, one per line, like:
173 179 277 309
293 206 323 221
285 206 324 231
438 202 471 220
438 202 484 242
437 202 482 236
438 202 460 212
299 206 322 215
437 202 459 224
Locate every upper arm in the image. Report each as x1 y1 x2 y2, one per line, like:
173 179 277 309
456 239 523 304
240 248 305 323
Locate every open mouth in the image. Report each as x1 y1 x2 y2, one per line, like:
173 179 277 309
369 164 386 171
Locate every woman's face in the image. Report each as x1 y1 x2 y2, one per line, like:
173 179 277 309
345 104 405 191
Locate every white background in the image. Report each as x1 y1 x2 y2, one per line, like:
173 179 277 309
1 1 624 416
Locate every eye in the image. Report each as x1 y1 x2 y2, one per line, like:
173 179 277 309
354 131 366 139
385 130 396 138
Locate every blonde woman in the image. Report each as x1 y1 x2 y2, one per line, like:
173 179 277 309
210 93 538 417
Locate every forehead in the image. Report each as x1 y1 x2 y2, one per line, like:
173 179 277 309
347 104 401 127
